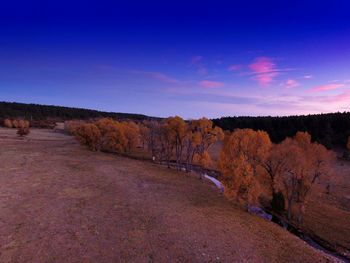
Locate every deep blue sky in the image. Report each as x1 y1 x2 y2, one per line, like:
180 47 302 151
1 1 350 118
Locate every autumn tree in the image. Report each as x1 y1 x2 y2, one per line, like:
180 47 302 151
219 129 271 207
17 120 30 137
190 118 224 169
75 123 101 151
95 118 128 153
274 132 335 222
12 119 19 128
164 116 187 170
141 120 160 158
122 121 140 152
183 127 201 171
3 119 13 128
139 123 150 149
64 120 85 135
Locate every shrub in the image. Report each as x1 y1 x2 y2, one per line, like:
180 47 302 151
3 119 13 128
17 120 30 136
12 119 19 128
64 120 85 135
75 123 101 151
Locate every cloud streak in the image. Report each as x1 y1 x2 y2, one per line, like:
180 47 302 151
249 57 279 86
199 80 224 88
285 79 299 89
311 83 345 92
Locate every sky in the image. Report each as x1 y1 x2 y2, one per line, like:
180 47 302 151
1 1 350 118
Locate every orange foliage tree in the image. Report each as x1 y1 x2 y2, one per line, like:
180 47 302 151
64 120 86 135
17 120 30 136
165 116 187 170
274 132 335 222
75 123 101 151
3 119 13 128
139 117 223 171
219 129 271 206
95 118 128 153
122 121 140 152
12 119 19 128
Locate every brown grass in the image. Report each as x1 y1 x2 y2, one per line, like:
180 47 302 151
0 128 340 262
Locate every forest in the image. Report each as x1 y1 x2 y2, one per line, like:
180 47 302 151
0 101 152 121
213 113 350 148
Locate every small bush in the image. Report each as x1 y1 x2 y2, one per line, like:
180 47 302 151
12 119 19 128
3 119 13 128
75 123 101 151
64 120 85 135
17 120 30 137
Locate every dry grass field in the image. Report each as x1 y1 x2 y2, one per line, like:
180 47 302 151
303 161 350 256
0 128 344 262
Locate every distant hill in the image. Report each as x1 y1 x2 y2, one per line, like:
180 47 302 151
213 113 350 148
0 101 155 121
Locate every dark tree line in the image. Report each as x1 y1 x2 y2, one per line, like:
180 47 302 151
0 101 155 122
213 113 350 148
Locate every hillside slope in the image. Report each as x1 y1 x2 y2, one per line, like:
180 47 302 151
0 101 154 121
0 128 338 262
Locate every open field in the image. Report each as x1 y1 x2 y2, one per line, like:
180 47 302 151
0 128 344 262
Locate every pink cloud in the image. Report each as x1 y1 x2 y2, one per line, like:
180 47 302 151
199 80 224 88
228 64 242 71
249 57 278 86
311 83 345 92
285 79 299 89
333 91 350 102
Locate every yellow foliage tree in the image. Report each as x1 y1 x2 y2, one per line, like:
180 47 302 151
75 123 101 151
3 119 13 128
122 121 140 152
274 132 335 222
165 116 187 169
219 129 271 207
95 118 128 153
64 120 85 135
17 120 30 136
191 118 224 169
12 119 19 128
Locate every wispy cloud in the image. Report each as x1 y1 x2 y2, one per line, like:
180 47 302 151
199 80 224 88
284 79 300 89
248 57 279 86
311 83 345 92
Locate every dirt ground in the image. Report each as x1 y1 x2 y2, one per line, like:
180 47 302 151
0 128 340 262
